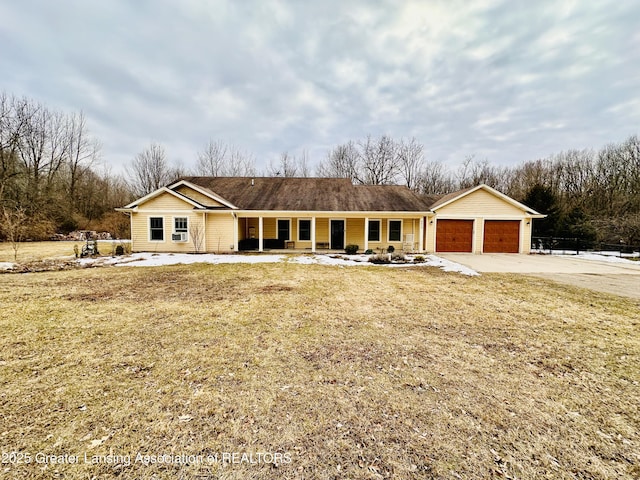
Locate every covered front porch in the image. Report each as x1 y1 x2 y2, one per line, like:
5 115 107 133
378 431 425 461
233 213 428 253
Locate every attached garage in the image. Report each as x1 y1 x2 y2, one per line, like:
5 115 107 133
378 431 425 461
425 184 545 254
436 219 473 252
483 220 520 253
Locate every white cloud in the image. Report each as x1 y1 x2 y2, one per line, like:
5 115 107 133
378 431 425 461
0 0 638 173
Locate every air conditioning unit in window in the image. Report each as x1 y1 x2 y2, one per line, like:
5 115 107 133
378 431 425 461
172 232 188 242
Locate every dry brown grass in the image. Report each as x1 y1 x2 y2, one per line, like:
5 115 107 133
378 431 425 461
0 241 127 263
0 263 638 479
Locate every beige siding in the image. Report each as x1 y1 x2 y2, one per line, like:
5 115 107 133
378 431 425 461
473 219 482 253
425 219 435 252
205 213 235 252
175 186 224 207
131 212 205 253
436 189 524 216
263 218 276 238
141 193 197 211
522 220 532 253
130 212 151 252
315 218 329 244
346 218 364 247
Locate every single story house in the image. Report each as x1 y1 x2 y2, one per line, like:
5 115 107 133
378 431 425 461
117 177 545 254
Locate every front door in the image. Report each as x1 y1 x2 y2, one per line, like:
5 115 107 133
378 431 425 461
330 220 345 250
277 219 290 242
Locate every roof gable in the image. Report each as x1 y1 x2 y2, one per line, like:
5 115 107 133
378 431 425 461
170 180 237 209
429 184 542 215
123 187 206 210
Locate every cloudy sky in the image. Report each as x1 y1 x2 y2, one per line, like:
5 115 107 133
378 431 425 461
1 0 638 174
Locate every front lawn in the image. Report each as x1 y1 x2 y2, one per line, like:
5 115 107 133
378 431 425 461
0 264 638 478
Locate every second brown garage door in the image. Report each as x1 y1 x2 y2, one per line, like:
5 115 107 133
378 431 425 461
483 220 520 253
436 220 473 252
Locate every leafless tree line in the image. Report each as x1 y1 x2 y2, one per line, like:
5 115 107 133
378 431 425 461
122 132 640 244
316 135 425 189
2 90 638 244
0 92 132 240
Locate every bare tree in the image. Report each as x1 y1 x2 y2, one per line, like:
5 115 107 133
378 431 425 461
416 160 455 194
0 94 29 200
456 155 510 190
316 141 359 181
196 140 228 176
196 140 256 177
357 135 399 185
65 111 100 206
127 143 173 196
189 217 205 253
298 150 311 177
397 137 424 190
225 147 256 176
268 152 299 177
43 110 70 192
1 205 28 261
17 100 48 204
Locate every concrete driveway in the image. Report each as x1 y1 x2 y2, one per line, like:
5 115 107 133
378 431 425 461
439 253 640 300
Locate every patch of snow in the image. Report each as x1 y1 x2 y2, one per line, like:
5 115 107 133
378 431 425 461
288 255 318 265
76 252 479 275
571 253 639 264
532 249 639 259
0 262 16 271
109 253 286 267
423 255 480 276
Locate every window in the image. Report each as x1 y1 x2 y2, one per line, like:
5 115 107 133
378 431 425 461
298 219 311 241
277 219 290 241
388 220 402 242
150 217 164 241
367 220 381 242
174 217 188 233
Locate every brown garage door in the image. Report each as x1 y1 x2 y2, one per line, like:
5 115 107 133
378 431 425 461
436 220 473 252
483 220 520 253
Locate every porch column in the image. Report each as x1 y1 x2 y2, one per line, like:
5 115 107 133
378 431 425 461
364 217 369 252
201 212 207 252
311 216 316 252
419 217 425 252
258 216 264 252
232 214 239 252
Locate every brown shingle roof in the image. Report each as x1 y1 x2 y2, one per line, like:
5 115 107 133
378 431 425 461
426 186 476 209
177 177 431 212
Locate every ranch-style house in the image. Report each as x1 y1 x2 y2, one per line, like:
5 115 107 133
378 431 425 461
117 177 545 254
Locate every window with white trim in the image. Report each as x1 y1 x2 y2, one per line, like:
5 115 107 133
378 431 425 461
367 220 381 242
174 217 188 233
388 220 402 242
298 219 311 241
150 217 164 241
